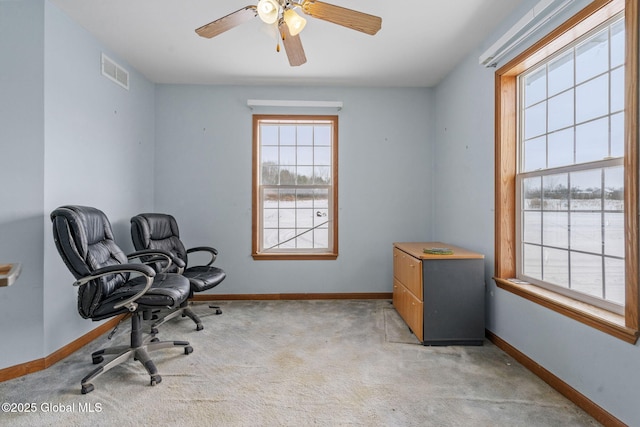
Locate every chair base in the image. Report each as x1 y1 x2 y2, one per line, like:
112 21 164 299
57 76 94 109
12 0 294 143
81 311 192 394
151 301 222 332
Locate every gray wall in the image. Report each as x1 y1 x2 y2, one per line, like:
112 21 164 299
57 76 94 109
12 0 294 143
432 0 640 424
154 85 434 295
0 0 156 370
41 0 157 355
0 0 45 369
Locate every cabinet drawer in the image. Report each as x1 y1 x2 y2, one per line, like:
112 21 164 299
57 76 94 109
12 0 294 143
405 289 423 341
393 247 422 298
393 278 424 342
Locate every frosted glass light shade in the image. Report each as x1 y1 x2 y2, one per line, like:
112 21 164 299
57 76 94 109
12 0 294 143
283 9 306 36
257 0 280 24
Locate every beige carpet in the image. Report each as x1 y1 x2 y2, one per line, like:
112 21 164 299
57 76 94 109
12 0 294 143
0 300 598 426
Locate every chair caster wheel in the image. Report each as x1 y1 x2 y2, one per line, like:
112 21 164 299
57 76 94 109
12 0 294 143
185 346 193 355
92 356 104 364
151 327 158 335
150 374 162 386
150 337 159 343
196 324 204 331
215 309 222 315
81 384 94 394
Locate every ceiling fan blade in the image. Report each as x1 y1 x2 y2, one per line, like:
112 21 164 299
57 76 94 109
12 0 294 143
301 0 382 35
279 22 307 67
195 6 257 39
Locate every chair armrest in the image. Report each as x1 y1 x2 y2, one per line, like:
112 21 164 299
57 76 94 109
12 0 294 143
73 263 156 312
127 249 186 273
186 246 218 266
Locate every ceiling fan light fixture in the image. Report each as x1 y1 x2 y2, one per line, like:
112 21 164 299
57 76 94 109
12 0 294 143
257 0 280 24
283 9 307 36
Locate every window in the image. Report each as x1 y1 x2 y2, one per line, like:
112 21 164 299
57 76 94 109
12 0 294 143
495 0 639 342
519 15 625 313
252 115 338 260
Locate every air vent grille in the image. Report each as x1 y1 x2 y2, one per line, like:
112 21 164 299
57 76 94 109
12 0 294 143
101 53 129 90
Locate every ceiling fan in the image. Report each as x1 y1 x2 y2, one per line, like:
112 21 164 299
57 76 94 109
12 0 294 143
195 0 382 67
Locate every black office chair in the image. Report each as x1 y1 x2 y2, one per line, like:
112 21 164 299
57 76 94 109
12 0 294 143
51 205 194 394
130 213 227 331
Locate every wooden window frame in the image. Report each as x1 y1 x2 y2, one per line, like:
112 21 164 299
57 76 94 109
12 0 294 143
494 0 640 343
252 114 339 261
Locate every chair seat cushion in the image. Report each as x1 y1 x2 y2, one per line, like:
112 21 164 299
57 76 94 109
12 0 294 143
91 273 191 320
184 266 226 292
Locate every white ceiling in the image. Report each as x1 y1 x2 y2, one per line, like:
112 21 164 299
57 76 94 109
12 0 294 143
49 0 520 87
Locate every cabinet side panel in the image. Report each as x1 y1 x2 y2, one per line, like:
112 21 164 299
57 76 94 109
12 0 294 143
423 259 485 345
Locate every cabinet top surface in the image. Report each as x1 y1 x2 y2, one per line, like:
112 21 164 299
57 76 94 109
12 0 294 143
394 242 484 260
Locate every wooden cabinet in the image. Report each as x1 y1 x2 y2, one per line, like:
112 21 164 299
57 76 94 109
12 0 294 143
393 242 485 346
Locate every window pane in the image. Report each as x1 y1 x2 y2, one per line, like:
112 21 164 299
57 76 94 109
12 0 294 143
610 112 624 158
263 209 278 228
314 188 329 208
570 169 601 211
263 189 279 227
576 29 609 84
262 164 278 184
604 213 624 257
575 117 608 163
542 174 568 211
279 229 295 248
570 212 602 253
523 211 542 244
543 247 569 288
605 257 624 304
261 125 279 145
296 230 314 249
314 125 332 145
279 166 295 184
543 212 568 248
280 126 296 145
576 75 608 123
548 128 574 168
548 52 574 96
523 136 546 172
296 208 313 228
314 208 329 228
297 146 313 165
314 166 331 184
524 66 547 107
314 147 331 166
296 166 313 184
297 125 313 145
604 166 624 210
548 89 574 131
523 177 542 210
313 229 329 248
279 191 295 228
611 66 624 113
524 102 547 139
523 244 542 280
610 18 625 68
262 146 278 164
280 146 296 165
263 228 279 249
571 252 603 298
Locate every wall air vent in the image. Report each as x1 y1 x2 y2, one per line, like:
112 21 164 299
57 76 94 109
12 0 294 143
101 53 129 90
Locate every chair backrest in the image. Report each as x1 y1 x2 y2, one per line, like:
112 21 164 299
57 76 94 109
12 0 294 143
51 205 129 318
130 213 187 273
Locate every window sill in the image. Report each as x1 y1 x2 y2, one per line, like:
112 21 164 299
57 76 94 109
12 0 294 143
252 253 338 261
494 277 639 344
